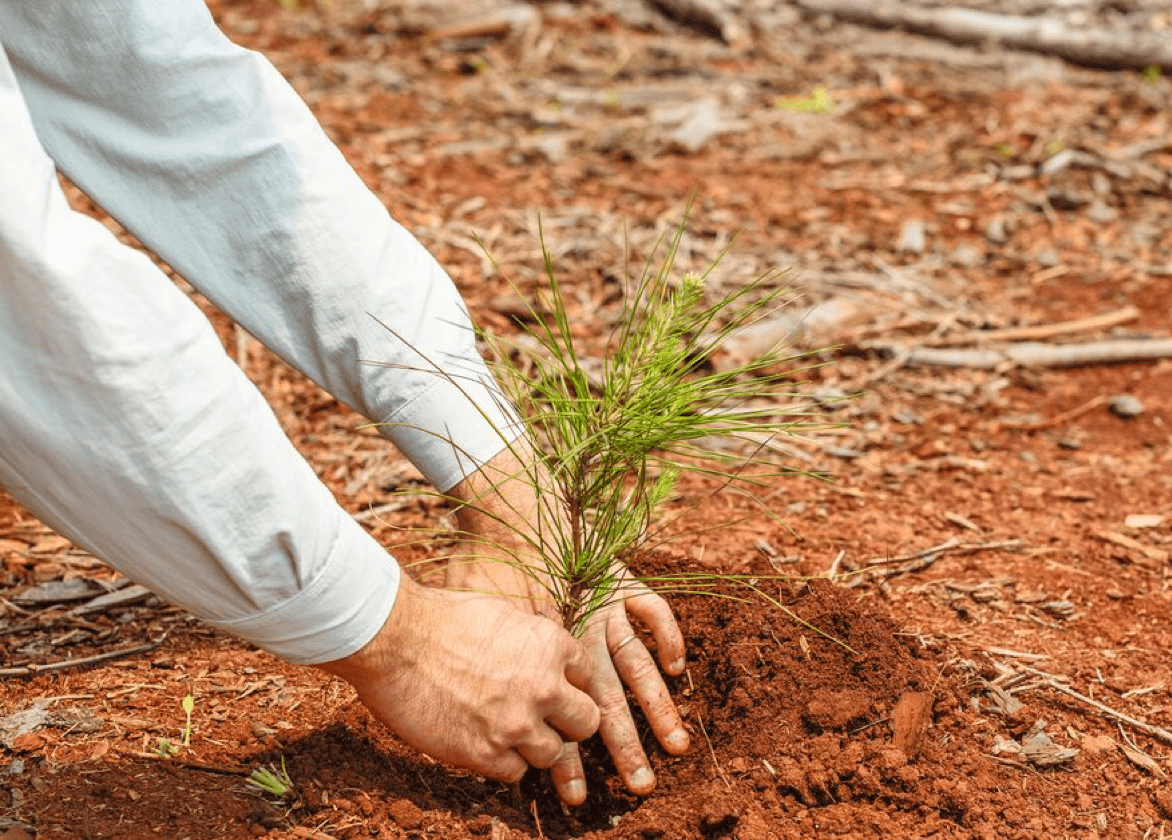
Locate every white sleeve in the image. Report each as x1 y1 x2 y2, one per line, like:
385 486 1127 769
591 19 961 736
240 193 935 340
0 0 519 493
0 40 397 664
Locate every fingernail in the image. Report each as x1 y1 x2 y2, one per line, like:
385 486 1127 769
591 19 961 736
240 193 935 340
630 767 655 792
670 658 685 674
665 729 689 753
563 780 586 804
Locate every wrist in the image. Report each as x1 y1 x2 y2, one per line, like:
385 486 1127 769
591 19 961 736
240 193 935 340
314 573 423 684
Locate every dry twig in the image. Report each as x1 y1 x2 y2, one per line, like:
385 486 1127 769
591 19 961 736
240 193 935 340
1023 667 1172 746
0 636 166 677
845 538 1023 587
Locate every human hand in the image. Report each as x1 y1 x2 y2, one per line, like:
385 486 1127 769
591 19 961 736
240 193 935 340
315 574 599 782
447 443 690 804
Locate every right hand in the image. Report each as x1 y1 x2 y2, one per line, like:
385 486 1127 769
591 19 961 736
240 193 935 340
315 574 600 781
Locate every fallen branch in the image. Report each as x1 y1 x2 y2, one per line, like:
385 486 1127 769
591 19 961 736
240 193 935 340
792 0 1172 71
893 338 1172 370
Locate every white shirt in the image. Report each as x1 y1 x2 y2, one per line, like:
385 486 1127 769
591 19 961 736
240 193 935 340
0 1 518 663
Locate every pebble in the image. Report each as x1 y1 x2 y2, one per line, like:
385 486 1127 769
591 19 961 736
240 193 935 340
896 219 927 254
1108 394 1144 418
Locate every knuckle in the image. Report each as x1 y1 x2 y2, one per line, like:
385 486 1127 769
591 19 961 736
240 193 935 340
624 653 660 685
596 688 630 719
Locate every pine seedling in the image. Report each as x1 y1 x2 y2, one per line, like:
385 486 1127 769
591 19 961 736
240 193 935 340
375 212 839 639
476 220 827 632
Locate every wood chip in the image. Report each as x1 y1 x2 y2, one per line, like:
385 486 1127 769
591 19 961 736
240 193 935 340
12 578 105 605
69 584 153 616
1124 514 1165 529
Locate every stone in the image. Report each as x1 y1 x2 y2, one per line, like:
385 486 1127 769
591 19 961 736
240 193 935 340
1108 394 1144 418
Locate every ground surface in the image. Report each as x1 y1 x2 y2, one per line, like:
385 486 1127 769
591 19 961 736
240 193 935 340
2 1 1171 838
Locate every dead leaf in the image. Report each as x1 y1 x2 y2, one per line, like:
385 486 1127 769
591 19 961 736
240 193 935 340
1020 725 1080 768
982 682 1025 717
1118 742 1166 778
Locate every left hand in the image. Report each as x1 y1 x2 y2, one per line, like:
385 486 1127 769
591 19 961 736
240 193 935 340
446 443 691 804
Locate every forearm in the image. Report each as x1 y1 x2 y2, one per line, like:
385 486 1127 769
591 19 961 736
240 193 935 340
0 0 518 491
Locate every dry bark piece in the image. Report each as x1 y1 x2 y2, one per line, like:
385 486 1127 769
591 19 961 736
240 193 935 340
1019 726 1079 768
12 578 106 604
720 297 869 360
890 691 932 760
982 683 1025 719
69 584 153 616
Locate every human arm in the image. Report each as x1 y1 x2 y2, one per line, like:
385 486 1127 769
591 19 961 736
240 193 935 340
0 41 598 779
0 0 688 796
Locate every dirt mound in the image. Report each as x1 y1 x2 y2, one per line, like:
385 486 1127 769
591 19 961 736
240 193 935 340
265 561 979 840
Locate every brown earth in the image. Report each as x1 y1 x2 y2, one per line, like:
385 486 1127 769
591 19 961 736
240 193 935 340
3 2 1172 838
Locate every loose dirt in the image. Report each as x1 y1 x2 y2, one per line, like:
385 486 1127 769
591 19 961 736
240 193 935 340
2 2 1171 838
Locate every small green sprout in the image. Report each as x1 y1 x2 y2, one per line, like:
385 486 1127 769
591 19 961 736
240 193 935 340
156 737 179 758
775 85 834 114
247 757 294 799
1142 64 1162 82
180 693 195 747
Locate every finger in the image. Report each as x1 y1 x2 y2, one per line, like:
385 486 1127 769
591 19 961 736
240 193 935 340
592 654 658 796
624 583 686 676
610 627 690 756
477 748 528 784
544 683 600 743
517 724 570 770
549 741 588 806
563 636 595 691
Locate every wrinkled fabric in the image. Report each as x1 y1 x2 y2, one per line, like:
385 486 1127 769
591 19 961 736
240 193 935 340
0 1 519 663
